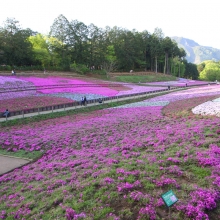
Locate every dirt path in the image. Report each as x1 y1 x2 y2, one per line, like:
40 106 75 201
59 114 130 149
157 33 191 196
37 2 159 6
0 155 30 175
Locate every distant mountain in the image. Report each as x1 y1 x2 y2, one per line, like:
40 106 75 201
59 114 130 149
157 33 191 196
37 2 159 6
171 36 220 64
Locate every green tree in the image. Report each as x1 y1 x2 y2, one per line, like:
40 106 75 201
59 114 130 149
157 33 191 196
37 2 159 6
184 60 199 79
197 62 205 73
50 14 71 70
199 61 220 81
87 23 108 69
0 18 34 66
46 36 63 67
28 34 51 67
150 28 164 73
170 47 186 77
162 37 184 75
162 37 173 74
69 20 89 65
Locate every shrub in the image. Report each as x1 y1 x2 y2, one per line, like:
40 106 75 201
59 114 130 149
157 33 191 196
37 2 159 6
70 62 89 74
0 65 11 71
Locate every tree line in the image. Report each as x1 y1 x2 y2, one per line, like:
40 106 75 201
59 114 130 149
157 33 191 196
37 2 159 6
0 14 199 79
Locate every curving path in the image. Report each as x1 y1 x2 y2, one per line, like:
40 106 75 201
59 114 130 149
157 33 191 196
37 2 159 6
0 155 30 175
0 89 174 122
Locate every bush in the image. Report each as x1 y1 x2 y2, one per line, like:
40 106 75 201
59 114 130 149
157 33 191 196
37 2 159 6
91 69 107 75
0 65 11 71
70 62 89 74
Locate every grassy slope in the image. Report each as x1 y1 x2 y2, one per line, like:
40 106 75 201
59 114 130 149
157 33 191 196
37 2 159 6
113 74 177 83
87 72 177 83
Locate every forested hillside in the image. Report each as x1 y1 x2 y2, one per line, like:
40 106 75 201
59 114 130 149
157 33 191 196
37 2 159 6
171 36 220 64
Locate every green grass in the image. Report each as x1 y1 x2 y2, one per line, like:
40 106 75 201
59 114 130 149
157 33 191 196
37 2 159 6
94 207 114 220
114 74 177 83
188 165 211 180
0 149 43 160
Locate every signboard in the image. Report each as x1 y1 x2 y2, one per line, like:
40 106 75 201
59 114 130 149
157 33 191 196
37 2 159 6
161 190 178 207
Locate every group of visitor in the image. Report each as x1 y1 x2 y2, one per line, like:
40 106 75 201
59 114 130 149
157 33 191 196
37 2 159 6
81 96 87 106
80 96 103 106
11 69 16 75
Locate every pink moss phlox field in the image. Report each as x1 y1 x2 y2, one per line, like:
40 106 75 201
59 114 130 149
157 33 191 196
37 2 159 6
17 76 166 96
147 85 220 103
0 76 36 100
116 83 166 95
0 96 74 112
1 76 168 112
1 81 220 219
17 76 120 96
146 78 209 87
163 95 220 117
1 96 220 220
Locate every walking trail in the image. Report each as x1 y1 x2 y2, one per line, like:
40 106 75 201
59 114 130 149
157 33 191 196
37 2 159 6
0 155 31 175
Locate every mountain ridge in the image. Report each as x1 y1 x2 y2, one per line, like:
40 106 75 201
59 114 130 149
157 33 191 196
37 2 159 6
171 36 220 64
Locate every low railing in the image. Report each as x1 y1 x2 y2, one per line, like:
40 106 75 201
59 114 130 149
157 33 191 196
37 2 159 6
1 87 173 118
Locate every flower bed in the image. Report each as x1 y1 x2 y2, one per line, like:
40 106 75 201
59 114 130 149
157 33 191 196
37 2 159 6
146 78 210 87
17 76 125 96
0 76 36 100
116 83 166 95
163 95 220 117
0 96 74 112
1 76 167 112
146 85 220 103
192 97 220 117
113 85 220 117
0 98 220 219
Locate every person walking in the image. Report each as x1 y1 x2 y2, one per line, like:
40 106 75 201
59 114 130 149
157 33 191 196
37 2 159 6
81 97 84 106
98 98 102 103
2 109 10 117
84 96 87 106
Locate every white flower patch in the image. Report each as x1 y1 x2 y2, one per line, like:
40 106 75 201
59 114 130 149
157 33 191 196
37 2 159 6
192 101 220 117
212 97 220 102
36 93 106 101
113 101 169 109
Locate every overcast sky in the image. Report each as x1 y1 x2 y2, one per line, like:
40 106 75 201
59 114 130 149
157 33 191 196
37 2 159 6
1 0 220 49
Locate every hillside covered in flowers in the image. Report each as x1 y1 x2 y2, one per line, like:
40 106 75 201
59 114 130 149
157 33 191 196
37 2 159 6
0 81 220 219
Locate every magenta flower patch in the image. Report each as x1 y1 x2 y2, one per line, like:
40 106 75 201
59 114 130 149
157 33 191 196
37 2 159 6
1 82 220 219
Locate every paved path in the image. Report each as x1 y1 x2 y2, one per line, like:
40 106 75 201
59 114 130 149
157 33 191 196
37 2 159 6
0 89 173 122
0 155 30 175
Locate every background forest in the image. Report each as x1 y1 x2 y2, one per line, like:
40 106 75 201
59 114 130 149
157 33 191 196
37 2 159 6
0 14 217 80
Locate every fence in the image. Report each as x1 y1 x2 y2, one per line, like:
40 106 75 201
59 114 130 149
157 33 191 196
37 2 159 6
1 82 216 120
